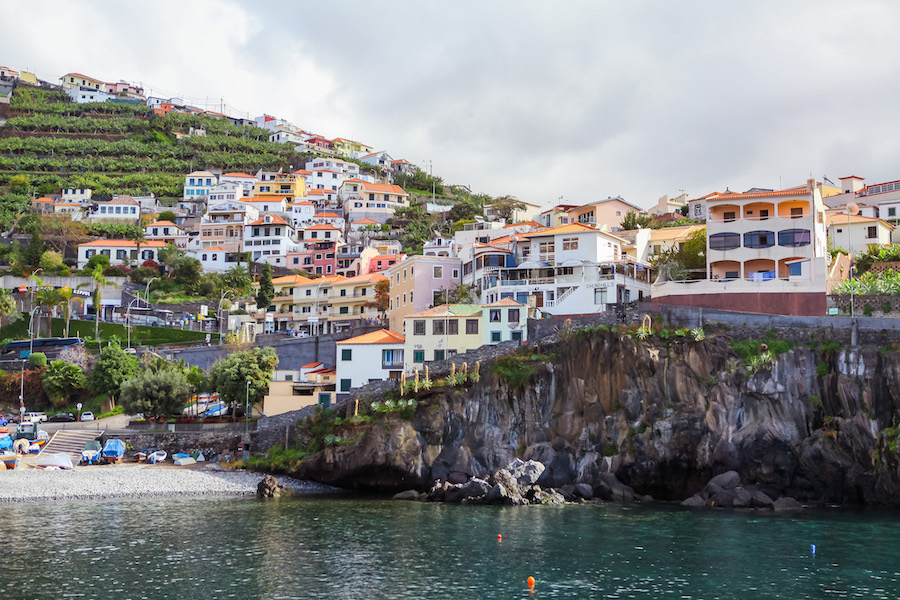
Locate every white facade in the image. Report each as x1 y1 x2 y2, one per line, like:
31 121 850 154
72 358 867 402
66 86 111 104
269 129 305 145
92 196 140 220
218 174 257 197
244 213 298 266
78 240 167 269
208 182 246 203
184 171 217 199
187 246 231 272
61 187 92 203
336 330 405 394
292 201 316 228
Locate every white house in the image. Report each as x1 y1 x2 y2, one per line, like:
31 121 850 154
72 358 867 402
145 220 189 247
216 175 256 197
312 211 345 229
291 200 316 228
187 246 230 273
335 329 405 396
184 171 217 199
61 187 92 204
243 213 298 266
269 129 305 145
92 195 141 221
78 240 167 269
305 157 361 179
827 213 894 254
66 86 112 104
481 298 528 345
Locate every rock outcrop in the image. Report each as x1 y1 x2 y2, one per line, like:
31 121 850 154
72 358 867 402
290 330 900 506
256 474 293 499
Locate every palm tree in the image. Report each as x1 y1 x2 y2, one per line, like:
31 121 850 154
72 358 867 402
56 286 87 338
34 287 58 339
131 226 147 267
90 266 118 343
0 289 16 341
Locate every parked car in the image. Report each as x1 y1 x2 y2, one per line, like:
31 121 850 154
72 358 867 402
24 412 47 423
2 413 17 424
48 412 76 423
80 412 95 422
0 415 6 426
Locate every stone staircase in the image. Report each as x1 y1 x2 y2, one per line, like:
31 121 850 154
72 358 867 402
40 430 101 464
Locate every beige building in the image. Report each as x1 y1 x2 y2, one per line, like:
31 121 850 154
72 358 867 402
262 367 336 415
403 304 483 372
385 255 462 333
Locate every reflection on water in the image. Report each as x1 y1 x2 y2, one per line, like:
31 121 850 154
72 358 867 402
1 496 899 599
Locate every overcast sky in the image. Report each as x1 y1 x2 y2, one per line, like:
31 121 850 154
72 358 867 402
4 0 900 209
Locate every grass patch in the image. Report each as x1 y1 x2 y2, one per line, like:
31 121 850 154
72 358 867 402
0 314 217 348
730 338 794 361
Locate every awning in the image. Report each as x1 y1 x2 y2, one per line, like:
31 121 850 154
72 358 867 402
516 261 551 269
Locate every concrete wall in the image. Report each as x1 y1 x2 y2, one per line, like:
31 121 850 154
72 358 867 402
164 324 381 371
656 303 900 332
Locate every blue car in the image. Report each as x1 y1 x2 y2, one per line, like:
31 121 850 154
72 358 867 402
0 416 7 426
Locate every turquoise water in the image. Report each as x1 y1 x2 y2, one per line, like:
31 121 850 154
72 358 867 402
2 496 899 599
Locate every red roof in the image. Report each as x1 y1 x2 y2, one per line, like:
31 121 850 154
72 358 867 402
342 179 408 196
301 362 323 369
221 172 255 179
314 212 342 219
80 239 167 248
249 213 290 226
305 223 340 230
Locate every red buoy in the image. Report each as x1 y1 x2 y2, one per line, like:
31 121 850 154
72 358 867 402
527 576 535 588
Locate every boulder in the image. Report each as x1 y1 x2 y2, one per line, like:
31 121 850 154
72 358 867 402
706 470 741 491
575 483 594 500
751 490 775 508
501 458 546 489
445 478 491 504
681 494 706 507
532 488 566 505
559 484 578 502
593 472 636 502
732 486 753 508
256 474 293 499
426 481 448 502
773 496 803 511
485 483 511 505
392 490 420 501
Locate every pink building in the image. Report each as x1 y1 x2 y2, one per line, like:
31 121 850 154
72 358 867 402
385 255 463 332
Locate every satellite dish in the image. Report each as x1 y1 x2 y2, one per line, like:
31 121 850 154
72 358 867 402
847 202 860 216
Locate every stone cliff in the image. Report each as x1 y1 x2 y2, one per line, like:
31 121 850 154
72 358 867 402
292 329 900 505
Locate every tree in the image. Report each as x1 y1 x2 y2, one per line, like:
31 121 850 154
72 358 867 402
365 278 390 322
158 210 177 222
225 264 252 295
39 249 64 273
488 195 527 223
651 228 707 281
255 263 274 310
130 226 147 270
172 256 202 290
621 211 654 230
0 289 18 341
89 342 138 404
8 174 30 194
433 283 477 305
447 197 483 223
388 204 432 255
158 243 185 273
208 347 278 412
42 360 86 409
34 286 58 339
119 369 191 420
25 231 44 268
89 266 118 342
85 253 110 272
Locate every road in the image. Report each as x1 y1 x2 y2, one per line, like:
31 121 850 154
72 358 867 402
31 414 133 435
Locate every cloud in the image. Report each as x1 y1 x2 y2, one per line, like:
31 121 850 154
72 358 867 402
4 0 900 208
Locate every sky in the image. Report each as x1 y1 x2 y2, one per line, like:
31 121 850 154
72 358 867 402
4 0 900 210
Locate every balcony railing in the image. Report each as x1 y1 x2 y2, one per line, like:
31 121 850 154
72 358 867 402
382 361 404 370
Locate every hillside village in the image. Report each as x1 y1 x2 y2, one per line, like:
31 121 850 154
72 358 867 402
2 64 900 419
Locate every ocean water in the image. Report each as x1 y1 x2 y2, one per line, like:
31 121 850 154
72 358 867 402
2 495 899 599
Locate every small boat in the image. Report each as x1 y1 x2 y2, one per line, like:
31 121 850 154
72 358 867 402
100 439 126 464
81 441 102 464
148 450 167 464
173 456 196 466
1 453 18 469
0 435 12 451
37 453 74 470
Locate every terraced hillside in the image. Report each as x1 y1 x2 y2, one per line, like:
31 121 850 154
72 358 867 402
0 86 307 205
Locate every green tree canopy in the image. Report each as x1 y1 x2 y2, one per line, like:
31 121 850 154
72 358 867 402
158 210 177 222
255 263 274 310
89 342 139 401
172 256 202 290
488 195 527 223
447 197 483 223
119 369 191 420
621 211 655 230
208 346 278 409
42 360 86 408
651 228 707 281
85 253 110 272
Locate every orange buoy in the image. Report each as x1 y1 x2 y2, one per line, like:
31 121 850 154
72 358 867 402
497 534 502 542
527 576 535 588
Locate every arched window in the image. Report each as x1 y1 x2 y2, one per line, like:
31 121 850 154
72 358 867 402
744 231 775 249
778 229 811 247
709 232 740 250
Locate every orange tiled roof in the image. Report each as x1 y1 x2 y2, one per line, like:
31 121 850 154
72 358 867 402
504 221 542 228
295 200 314 206
315 212 342 219
337 329 405 345
33 197 54 203
343 179 408 196
518 223 597 237
306 223 341 230
295 275 348 287
108 195 139 205
707 185 810 202
272 274 310 285
203 246 226 251
352 218 380 225
483 298 526 308
145 220 181 229
301 361 323 369
249 213 290 226
221 172 255 178
80 239 167 248
826 213 894 229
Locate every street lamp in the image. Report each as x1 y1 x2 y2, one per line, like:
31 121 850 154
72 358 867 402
76 402 82 422
144 277 157 307
125 298 141 349
245 379 250 438
218 288 235 345
28 306 40 355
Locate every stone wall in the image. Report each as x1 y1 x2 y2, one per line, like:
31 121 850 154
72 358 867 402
106 431 247 457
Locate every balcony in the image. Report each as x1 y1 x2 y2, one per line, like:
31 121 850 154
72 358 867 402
382 361 404 370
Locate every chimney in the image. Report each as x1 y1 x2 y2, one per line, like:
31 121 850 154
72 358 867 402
808 177 817 192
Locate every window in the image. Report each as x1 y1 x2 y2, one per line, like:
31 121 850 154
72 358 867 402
202 254 208 261
508 309 520 323
760 209 770 220
434 350 445 361
433 320 445 335
489 309 501 322
339 306 349 314
466 319 479 334
709 232 741 251
340 379 351 392
340 348 353 361
743 231 775 249
594 287 608 305
788 262 803 277
790 207 803 219
490 331 502 343
723 211 736 222
433 266 443 279
890 207 897 217
562 237 579 251
340 289 347 297
452 268 459 278
867 226 877 239
777 229 811 247
413 320 426 335
413 350 425 363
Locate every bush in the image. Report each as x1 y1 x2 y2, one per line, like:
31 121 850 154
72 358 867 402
103 266 130 277
28 352 47 368
129 266 158 284
492 355 534 389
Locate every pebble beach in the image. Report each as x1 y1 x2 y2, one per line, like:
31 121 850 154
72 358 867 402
0 464 338 502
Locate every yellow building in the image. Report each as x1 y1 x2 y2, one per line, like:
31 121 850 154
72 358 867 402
252 274 311 332
60 72 104 90
262 367 336 415
403 304 483 372
331 138 374 159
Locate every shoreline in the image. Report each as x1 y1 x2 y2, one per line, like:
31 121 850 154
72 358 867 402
0 463 339 503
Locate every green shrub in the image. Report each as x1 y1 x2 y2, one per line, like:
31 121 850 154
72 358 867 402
493 355 535 389
816 361 829 377
882 301 892 314
864 304 874 317
809 394 820 408
27 352 46 368
602 444 617 457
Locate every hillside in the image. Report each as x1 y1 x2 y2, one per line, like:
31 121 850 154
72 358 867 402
0 86 313 204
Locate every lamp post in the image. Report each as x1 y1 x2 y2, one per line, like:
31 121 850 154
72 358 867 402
144 277 157 307
125 298 141 350
76 402 82 423
245 379 250 438
28 306 40 356
218 288 234 345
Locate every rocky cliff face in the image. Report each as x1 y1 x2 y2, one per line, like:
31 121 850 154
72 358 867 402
293 331 900 505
